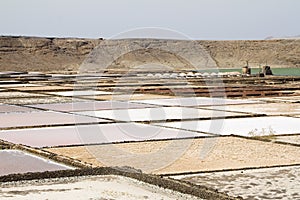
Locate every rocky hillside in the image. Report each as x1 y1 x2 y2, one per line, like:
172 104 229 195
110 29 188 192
0 36 299 72
0 36 102 72
200 39 300 68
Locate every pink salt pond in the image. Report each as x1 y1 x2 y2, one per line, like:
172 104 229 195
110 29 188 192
0 111 110 129
0 104 38 113
29 101 157 112
0 150 73 176
0 123 209 148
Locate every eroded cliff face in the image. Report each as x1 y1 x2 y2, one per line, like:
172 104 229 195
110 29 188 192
0 36 299 72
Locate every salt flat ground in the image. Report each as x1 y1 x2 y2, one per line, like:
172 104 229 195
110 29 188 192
0 71 299 199
0 175 201 200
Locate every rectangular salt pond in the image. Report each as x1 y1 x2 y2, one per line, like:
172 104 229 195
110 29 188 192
11 85 73 91
0 96 82 105
270 135 300 146
173 166 300 200
0 104 38 113
156 116 300 137
249 96 300 104
77 107 250 122
258 96 300 103
0 123 209 148
0 175 200 200
201 103 300 115
0 91 48 98
0 84 42 88
0 150 73 176
84 94 174 101
47 136 300 174
131 97 261 107
0 111 110 129
29 101 157 112
45 90 112 97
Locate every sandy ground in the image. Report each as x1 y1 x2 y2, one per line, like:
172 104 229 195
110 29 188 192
0 96 83 105
199 103 300 115
46 136 300 174
0 91 49 98
0 175 202 200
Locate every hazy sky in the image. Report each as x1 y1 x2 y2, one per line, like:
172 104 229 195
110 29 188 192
0 0 299 40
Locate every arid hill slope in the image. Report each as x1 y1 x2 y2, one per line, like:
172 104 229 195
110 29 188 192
0 36 102 72
0 36 299 72
200 39 300 68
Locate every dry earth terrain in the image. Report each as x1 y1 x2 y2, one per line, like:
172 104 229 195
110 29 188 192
1 36 299 72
